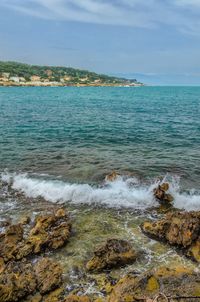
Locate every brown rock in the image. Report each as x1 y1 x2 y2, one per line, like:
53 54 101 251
142 211 200 262
0 257 5 274
26 208 71 255
24 293 43 302
1 208 71 261
86 239 137 272
43 287 64 302
105 171 120 182
20 216 31 225
153 182 174 204
0 224 24 261
34 258 63 294
187 238 200 262
108 265 200 302
0 261 37 302
64 295 91 302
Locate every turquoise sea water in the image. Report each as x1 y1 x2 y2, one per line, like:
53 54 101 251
0 86 200 212
1 86 199 185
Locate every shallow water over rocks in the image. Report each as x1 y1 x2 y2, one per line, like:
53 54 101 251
0 178 198 299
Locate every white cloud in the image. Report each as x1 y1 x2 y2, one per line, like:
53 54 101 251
1 0 200 35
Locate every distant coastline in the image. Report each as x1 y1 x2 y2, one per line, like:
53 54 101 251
0 61 143 87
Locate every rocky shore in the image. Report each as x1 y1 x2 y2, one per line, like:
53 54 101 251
0 178 200 302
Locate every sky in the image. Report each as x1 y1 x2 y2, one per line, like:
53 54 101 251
0 0 200 85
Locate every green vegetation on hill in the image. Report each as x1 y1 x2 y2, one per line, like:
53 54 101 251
0 61 141 86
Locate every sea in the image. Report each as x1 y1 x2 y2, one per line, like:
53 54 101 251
0 86 200 291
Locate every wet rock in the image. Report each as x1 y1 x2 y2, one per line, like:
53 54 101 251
86 239 137 272
0 257 5 274
34 257 63 294
0 224 24 261
24 293 43 302
0 208 71 262
105 171 120 182
142 211 200 262
153 182 174 204
63 295 91 302
0 257 64 302
43 287 65 302
20 215 31 225
108 265 200 302
187 239 200 262
0 261 37 302
27 208 71 254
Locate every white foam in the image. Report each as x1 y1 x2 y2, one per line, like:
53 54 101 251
1 172 200 211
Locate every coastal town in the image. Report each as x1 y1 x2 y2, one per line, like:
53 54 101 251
0 62 143 87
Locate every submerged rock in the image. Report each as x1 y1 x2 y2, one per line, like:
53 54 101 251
142 211 200 262
108 265 200 302
153 182 174 204
86 239 137 272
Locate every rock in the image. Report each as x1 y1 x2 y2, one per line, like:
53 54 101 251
142 211 200 262
0 257 64 302
0 261 37 302
187 238 200 262
43 287 65 302
105 171 120 182
108 265 200 302
0 224 24 262
20 216 31 225
86 239 137 272
64 295 91 302
27 208 71 254
24 293 43 302
0 208 71 262
153 182 174 204
34 257 63 294
0 257 5 274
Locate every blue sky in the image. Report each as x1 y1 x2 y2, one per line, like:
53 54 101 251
0 0 200 85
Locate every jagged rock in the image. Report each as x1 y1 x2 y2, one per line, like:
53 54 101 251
187 239 200 262
105 171 120 182
108 266 200 302
34 258 63 294
0 257 64 302
0 224 24 261
0 261 37 302
42 287 65 302
86 239 137 272
0 209 71 262
64 295 91 302
142 211 200 262
20 216 31 225
24 293 43 302
153 182 174 204
0 257 5 274
27 208 71 254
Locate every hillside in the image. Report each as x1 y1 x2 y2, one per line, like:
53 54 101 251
0 61 143 87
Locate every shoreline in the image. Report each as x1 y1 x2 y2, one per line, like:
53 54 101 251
0 82 144 87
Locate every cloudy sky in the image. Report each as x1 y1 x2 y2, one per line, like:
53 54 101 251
1 0 200 84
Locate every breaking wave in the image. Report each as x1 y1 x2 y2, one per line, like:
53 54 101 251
1 172 200 211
